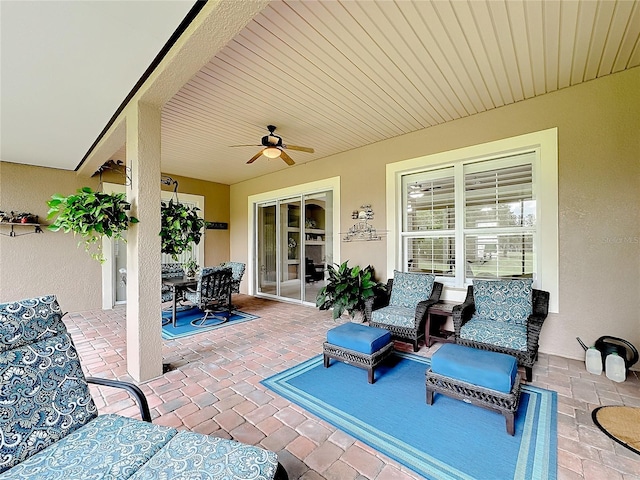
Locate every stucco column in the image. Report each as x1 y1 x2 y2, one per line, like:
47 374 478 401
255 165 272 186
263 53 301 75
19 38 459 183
125 101 163 382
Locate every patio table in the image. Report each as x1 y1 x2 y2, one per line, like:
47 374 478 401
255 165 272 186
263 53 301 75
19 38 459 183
162 276 198 327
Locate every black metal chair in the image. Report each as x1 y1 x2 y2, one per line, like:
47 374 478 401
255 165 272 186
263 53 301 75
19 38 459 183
184 267 233 327
219 262 246 294
305 258 324 283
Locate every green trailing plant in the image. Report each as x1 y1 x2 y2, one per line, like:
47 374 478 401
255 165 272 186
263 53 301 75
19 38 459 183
47 187 139 263
160 198 205 260
183 258 199 278
316 261 385 320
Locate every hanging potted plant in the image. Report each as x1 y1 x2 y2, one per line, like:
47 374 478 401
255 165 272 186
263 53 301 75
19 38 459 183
316 261 386 321
160 198 205 260
47 187 139 263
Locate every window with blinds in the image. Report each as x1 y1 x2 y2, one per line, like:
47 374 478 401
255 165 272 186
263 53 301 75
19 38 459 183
401 152 537 284
403 169 456 277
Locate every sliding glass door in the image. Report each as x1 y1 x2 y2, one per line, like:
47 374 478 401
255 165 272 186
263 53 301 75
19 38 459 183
255 190 332 304
257 203 277 296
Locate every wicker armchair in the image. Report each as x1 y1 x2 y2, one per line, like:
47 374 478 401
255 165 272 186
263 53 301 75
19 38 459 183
184 267 233 327
220 262 246 294
453 280 550 382
364 271 443 352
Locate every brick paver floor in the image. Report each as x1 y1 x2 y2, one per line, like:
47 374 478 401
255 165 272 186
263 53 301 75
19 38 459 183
63 295 640 480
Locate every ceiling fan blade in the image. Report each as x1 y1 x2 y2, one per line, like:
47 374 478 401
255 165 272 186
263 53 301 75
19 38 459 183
230 144 261 147
284 144 314 153
280 150 295 166
246 149 265 164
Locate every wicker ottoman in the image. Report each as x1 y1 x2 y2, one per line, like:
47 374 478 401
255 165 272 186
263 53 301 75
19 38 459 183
323 323 393 384
426 343 521 435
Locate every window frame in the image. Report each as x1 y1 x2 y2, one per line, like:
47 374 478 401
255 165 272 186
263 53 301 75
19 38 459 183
386 129 558 312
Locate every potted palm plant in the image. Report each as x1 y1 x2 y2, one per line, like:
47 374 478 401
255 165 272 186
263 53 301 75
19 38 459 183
47 187 138 263
316 261 385 321
160 198 205 261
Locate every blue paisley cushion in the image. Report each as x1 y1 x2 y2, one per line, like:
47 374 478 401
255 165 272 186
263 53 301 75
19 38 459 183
184 267 225 304
183 291 199 304
371 305 416 328
4 414 177 479
0 295 65 353
129 430 279 480
460 317 528 351
388 271 435 310
161 263 184 277
161 290 174 303
472 279 533 325
0 332 98 473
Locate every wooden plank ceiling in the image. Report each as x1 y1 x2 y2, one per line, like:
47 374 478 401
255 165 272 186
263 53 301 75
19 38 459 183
139 0 640 184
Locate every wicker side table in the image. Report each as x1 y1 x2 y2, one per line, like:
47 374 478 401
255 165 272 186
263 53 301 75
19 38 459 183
425 302 456 347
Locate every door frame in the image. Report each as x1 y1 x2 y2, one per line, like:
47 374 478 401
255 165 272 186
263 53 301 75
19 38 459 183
247 177 341 301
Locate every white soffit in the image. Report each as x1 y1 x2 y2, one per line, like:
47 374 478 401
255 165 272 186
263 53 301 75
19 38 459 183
0 0 195 169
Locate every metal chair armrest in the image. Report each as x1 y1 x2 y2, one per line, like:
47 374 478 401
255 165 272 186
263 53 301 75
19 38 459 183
87 377 152 423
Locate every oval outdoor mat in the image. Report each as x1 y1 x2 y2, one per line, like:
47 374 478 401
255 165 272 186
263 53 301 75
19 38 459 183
592 406 640 455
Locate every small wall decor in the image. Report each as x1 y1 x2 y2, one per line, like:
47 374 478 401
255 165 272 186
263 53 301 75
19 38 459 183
0 211 42 237
205 222 228 230
343 204 383 242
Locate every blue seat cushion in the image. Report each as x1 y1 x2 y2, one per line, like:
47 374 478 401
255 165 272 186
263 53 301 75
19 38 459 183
371 305 415 328
431 343 518 393
460 316 528 351
4 414 177 479
129 430 278 480
326 323 392 354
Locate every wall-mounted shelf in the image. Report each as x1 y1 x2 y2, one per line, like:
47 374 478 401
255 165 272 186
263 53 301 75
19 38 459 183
0 223 43 237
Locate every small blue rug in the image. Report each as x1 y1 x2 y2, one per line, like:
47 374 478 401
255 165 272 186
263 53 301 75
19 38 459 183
262 352 557 480
161 307 258 340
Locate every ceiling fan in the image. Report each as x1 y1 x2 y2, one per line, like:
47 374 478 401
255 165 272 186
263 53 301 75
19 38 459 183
231 125 314 166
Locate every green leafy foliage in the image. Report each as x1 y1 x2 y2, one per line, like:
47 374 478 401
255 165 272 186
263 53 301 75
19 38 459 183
47 187 139 263
160 198 205 261
316 261 385 320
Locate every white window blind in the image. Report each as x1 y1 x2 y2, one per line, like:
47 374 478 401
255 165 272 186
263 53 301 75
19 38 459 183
400 151 537 284
403 169 456 277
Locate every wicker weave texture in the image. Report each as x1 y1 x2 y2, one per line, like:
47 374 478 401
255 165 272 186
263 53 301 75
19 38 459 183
426 370 521 412
323 341 393 383
426 369 521 435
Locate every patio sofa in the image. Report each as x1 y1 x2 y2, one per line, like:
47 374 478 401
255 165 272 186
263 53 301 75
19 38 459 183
0 295 287 479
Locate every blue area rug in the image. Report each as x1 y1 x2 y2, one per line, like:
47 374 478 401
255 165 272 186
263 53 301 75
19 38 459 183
262 352 557 480
161 307 258 340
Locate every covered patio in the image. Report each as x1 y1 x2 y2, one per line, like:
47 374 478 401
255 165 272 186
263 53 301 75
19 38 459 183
66 294 640 480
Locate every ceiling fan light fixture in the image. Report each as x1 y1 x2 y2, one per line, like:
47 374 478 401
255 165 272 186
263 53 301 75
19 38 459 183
263 147 281 158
